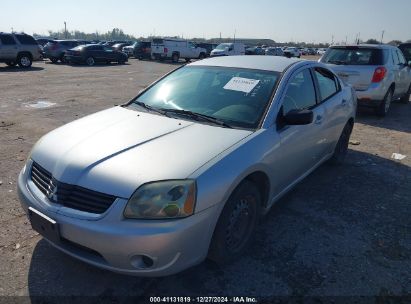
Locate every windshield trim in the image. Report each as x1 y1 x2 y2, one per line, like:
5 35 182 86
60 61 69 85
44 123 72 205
123 65 281 130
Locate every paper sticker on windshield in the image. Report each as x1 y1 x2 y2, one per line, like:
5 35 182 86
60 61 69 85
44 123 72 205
223 77 260 93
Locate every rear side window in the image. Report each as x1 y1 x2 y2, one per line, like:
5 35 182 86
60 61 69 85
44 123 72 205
282 69 317 114
314 68 340 101
152 39 164 44
15 34 37 45
322 47 385 65
0 34 16 45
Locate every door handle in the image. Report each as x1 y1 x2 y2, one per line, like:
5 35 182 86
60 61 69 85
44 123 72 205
315 115 323 124
341 99 348 106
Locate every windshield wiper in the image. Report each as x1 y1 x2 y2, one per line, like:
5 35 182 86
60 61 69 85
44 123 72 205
133 101 169 116
162 109 233 128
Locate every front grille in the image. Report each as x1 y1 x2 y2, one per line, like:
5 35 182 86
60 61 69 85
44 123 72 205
30 162 116 214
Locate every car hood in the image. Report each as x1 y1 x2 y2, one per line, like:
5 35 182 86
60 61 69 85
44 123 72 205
30 106 252 198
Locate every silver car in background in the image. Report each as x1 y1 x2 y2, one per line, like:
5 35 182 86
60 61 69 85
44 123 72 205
265 47 284 56
320 44 411 116
18 56 356 276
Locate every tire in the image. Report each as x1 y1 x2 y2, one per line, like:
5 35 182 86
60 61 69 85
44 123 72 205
17 54 32 68
85 56 95 66
328 122 353 165
376 88 393 117
198 53 205 60
400 84 411 104
208 180 261 264
59 54 67 63
5 61 16 67
172 53 180 63
50 57 58 64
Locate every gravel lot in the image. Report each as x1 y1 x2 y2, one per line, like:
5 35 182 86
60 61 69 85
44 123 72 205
0 58 410 302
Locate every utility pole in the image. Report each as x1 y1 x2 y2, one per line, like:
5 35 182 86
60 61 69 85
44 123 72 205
64 21 67 38
380 30 385 44
219 32 222 41
234 29 236 43
11 27 14 33
331 35 334 45
345 36 348 45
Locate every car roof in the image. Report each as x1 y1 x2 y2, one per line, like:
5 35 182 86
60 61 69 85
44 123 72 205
330 44 397 50
189 55 302 72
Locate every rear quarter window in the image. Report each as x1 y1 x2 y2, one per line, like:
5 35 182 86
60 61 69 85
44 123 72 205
15 34 37 45
0 34 16 45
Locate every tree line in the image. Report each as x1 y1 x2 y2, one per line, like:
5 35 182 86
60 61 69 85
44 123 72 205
33 28 411 47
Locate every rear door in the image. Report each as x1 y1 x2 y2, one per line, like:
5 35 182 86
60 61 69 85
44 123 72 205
395 49 410 95
312 67 347 152
0 34 18 59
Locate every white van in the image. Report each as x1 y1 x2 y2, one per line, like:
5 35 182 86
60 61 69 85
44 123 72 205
210 43 246 57
151 38 207 62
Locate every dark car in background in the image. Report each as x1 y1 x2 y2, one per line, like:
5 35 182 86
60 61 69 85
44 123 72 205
399 43 411 64
35 38 54 47
64 44 128 66
43 40 79 63
196 43 218 56
133 41 152 60
112 42 131 52
245 46 265 55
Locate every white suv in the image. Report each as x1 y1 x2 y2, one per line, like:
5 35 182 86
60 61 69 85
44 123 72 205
151 38 207 63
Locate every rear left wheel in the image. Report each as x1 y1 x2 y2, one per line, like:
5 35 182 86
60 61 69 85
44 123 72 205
17 54 32 68
328 122 353 165
86 56 95 66
376 88 393 117
208 180 260 264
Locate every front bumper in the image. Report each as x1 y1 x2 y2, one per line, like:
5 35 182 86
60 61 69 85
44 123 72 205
17 162 219 276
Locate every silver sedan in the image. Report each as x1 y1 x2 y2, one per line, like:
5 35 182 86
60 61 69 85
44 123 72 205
18 56 356 276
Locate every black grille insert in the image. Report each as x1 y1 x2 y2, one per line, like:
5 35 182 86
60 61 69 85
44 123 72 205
30 162 116 214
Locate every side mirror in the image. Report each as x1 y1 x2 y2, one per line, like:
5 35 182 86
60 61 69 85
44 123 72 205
408 61 411 67
283 109 313 125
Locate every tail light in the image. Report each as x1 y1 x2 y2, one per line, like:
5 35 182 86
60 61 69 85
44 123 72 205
164 48 168 53
372 67 387 83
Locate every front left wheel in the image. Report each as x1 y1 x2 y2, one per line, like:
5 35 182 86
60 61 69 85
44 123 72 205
208 180 261 264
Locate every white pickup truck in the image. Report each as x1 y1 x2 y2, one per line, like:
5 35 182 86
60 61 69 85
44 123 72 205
151 38 207 62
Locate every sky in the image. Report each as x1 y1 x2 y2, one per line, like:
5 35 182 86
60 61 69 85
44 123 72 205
1 0 410 43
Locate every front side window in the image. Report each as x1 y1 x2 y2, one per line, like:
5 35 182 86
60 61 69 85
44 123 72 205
282 69 316 115
0 34 16 45
131 66 279 129
314 68 339 101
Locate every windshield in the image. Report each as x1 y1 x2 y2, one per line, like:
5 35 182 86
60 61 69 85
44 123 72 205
216 43 231 50
131 66 279 129
322 47 386 65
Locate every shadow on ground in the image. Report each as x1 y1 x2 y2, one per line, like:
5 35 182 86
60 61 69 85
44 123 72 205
356 100 411 133
27 150 411 301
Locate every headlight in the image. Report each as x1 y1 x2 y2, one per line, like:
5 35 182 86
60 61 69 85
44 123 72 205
124 180 196 219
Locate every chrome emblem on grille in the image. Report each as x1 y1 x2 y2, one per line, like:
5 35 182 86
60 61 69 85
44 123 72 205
46 180 58 201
